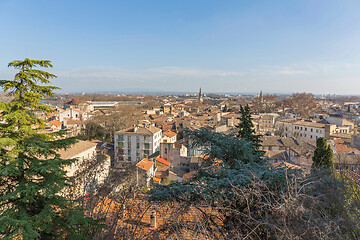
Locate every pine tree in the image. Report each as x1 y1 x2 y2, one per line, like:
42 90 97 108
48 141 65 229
312 137 334 172
0 59 102 239
237 104 262 151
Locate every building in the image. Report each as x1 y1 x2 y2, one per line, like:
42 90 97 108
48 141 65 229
162 130 177 143
114 124 162 163
292 120 336 140
58 107 88 122
275 119 336 140
88 101 119 111
57 140 110 198
136 158 155 187
258 113 279 134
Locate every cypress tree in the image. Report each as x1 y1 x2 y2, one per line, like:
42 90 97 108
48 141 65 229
0 59 102 239
312 137 334 171
237 104 262 151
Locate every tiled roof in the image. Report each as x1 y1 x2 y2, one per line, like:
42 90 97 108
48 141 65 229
116 125 161 135
293 120 326 128
264 150 288 160
153 177 161 183
48 120 62 127
155 156 171 166
136 158 154 171
273 161 301 170
56 140 97 159
90 196 222 239
163 130 176 138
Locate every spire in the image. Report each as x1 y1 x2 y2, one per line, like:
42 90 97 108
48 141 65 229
259 90 263 104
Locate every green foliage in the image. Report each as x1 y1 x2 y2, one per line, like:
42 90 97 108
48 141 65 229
185 128 262 168
312 137 334 172
148 128 360 239
0 59 103 239
84 121 105 140
237 104 262 152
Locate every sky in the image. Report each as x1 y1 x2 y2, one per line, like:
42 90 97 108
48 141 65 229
1 0 360 94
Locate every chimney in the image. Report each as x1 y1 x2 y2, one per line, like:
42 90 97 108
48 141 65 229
150 209 156 229
133 125 138 132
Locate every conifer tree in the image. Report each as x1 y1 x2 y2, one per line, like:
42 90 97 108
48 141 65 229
237 104 262 151
0 59 102 239
312 137 334 171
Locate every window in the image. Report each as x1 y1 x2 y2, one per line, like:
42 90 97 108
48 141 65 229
300 127 303 130
118 135 124 141
137 143 140 149
144 143 150 149
165 148 168 154
310 135 312 139
316 129 318 133
311 128 313 132
136 136 139 142
305 128 307 131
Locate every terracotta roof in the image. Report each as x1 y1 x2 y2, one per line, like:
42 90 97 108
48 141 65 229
136 158 154 171
48 120 62 127
90 196 222 239
155 156 171 166
163 130 176 138
273 161 301 170
153 177 161 183
335 143 360 153
56 140 97 159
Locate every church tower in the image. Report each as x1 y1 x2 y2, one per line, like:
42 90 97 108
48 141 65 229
198 87 204 103
259 90 263 104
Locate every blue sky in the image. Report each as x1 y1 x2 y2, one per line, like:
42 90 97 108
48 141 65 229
1 0 360 94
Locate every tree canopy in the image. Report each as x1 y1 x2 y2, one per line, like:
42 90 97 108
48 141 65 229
237 104 262 152
312 137 334 172
0 59 102 239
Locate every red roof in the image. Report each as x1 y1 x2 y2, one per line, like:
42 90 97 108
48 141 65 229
155 156 171 166
163 130 177 138
48 120 62 127
136 158 154 171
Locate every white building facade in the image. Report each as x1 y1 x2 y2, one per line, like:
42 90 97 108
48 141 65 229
114 125 162 163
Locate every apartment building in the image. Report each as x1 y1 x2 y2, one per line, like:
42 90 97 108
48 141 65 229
275 119 336 140
114 124 162 163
